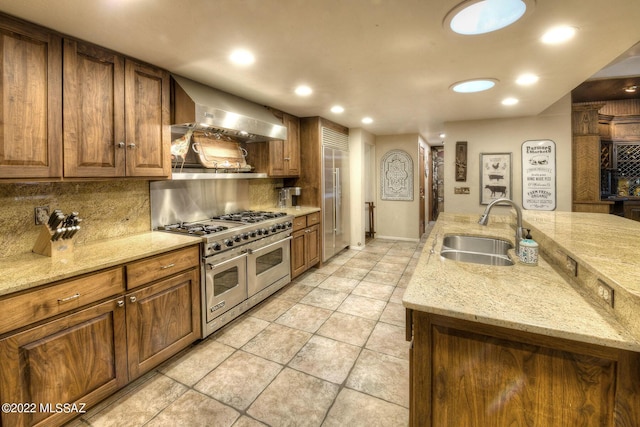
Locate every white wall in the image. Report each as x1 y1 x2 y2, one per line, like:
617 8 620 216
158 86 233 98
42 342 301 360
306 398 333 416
443 95 572 214
348 128 375 250
375 134 421 241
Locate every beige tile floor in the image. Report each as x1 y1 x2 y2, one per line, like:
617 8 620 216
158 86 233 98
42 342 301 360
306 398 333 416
67 237 426 427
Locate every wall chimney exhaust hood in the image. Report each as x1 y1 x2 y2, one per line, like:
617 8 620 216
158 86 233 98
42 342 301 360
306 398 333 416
171 74 287 142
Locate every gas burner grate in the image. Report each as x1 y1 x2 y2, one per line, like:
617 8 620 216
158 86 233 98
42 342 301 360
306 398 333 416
212 210 286 223
157 223 229 235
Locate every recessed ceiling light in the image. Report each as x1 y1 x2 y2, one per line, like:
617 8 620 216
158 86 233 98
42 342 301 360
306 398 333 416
440 133 446 138
331 105 345 114
541 26 577 44
446 0 530 35
451 79 498 93
624 86 637 93
362 117 373 124
502 97 519 106
516 73 539 85
295 85 312 96
229 49 255 66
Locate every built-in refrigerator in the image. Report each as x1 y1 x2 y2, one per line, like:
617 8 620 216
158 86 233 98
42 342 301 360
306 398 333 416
322 127 350 262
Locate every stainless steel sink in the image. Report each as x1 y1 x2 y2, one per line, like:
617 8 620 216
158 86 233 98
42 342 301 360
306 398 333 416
440 235 514 266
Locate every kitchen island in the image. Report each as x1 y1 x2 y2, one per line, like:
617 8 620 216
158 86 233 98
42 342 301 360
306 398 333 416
403 212 640 427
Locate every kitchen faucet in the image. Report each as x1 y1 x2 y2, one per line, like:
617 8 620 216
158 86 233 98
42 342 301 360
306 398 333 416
478 198 525 255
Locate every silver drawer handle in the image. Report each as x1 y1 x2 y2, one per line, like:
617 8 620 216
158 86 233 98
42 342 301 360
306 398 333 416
160 263 176 270
130 296 137 303
58 293 80 303
117 300 125 308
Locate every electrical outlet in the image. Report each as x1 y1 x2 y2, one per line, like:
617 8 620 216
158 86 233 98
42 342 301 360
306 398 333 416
597 279 614 308
34 206 50 225
566 256 578 276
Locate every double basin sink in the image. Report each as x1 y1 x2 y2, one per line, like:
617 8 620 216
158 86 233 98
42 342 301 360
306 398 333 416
440 235 514 266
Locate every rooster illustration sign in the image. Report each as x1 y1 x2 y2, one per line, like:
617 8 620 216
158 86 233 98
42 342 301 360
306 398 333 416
480 152 512 205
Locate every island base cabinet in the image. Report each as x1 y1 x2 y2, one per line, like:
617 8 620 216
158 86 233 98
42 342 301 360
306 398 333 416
126 268 200 380
0 298 127 427
409 312 640 427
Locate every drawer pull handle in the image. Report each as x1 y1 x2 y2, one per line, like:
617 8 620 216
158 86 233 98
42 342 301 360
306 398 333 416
58 293 80 303
160 263 176 270
117 300 125 308
130 296 137 303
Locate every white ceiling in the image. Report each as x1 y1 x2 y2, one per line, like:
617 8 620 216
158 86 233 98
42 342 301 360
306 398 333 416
1 0 639 143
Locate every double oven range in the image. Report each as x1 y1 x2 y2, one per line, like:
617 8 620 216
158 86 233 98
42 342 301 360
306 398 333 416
157 210 294 338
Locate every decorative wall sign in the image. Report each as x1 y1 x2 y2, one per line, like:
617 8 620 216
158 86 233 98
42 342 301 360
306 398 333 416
521 140 556 210
455 141 468 181
480 152 511 205
381 149 413 201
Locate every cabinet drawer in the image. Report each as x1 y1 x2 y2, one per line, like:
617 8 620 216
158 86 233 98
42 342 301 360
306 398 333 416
306 212 320 226
293 216 307 231
126 245 199 289
0 267 124 335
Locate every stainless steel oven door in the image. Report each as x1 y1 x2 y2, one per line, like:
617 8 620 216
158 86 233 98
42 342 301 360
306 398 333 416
204 251 248 322
247 236 292 297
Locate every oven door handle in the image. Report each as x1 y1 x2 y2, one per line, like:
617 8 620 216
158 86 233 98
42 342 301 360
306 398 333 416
246 236 292 255
205 252 247 269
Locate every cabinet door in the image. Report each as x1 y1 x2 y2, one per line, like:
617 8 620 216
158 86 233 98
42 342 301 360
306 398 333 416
291 229 307 279
0 298 127 427
283 113 300 176
0 17 62 179
124 60 171 177
63 40 125 177
126 268 200 380
306 224 320 268
268 112 300 177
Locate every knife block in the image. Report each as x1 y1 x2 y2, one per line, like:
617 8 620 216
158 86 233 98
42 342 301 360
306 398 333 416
32 225 75 258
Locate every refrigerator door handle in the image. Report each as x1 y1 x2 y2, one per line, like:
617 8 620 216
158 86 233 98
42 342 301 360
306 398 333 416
335 167 340 233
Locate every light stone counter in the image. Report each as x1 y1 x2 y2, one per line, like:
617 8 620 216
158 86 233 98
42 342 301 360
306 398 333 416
402 212 640 352
0 232 201 297
252 205 321 217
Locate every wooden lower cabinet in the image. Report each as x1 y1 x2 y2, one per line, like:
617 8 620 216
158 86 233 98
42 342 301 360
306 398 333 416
0 245 201 427
0 298 128 427
126 268 200 380
409 311 640 427
291 212 321 279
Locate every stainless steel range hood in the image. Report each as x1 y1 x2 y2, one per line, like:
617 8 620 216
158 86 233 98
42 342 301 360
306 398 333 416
171 74 287 142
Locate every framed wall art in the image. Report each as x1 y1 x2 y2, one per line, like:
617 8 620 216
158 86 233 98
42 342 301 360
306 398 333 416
381 149 413 201
480 152 511 205
521 139 556 210
455 141 468 181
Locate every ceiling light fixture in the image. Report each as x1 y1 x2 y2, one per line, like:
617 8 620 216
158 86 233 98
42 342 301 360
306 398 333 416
229 49 255 66
624 86 637 93
502 97 519 106
295 85 313 96
451 78 498 93
331 105 345 113
362 117 373 124
440 133 446 138
445 0 531 35
541 26 577 44
516 73 539 85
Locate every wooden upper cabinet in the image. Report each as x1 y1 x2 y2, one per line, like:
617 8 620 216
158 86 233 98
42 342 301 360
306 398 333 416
124 60 171 177
64 40 171 178
268 111 300 177
0 16 62 179
63 40 125 177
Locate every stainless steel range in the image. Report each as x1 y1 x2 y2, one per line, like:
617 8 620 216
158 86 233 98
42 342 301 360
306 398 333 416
157 210 294 338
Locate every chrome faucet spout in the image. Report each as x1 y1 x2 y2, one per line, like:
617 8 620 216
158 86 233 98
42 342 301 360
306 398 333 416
478 198 524 254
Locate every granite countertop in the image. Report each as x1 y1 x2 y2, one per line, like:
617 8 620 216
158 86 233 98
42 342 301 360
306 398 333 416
0 232 201 297
253 205 321 217
402 212 640 352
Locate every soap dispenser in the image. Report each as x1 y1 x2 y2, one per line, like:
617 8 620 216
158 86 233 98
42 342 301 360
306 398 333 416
519 229 539 266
